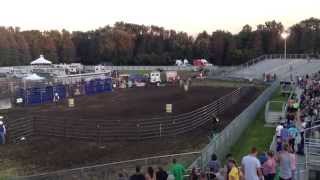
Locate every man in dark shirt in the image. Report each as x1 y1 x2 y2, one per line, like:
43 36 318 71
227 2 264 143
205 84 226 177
130 166 145 180
156 166 168 180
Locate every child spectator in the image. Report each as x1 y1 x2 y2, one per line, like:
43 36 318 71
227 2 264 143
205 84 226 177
207 153 220 179
262 151 276 180
189 167 198 180
228 159 242 180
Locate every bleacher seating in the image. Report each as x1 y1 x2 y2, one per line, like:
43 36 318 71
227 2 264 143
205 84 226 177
229 59 320 80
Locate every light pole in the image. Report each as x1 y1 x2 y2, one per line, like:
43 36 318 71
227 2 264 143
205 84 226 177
281 31 289 60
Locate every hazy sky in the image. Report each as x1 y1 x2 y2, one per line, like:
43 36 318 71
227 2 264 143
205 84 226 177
1 0 319 35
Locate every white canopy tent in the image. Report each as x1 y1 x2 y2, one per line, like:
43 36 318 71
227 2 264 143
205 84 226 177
23 74 44 81
30 55 52 65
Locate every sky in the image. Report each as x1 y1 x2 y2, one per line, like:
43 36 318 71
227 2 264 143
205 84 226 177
1 0 319 35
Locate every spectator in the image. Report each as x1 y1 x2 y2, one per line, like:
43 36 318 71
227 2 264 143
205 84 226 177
228 159 242 180
241 147 262 180
289 148 297 180
215 168 225 180
225 153 234 180
166 173 175 180
130 166 146 180
257 152 268 165
156 167 168 180
169 159 185 180
276 122 284 139
278 144 292 180
207 153 220 179
118 173 128 180
288 125 299 152
280 124 290 144
189 167 198 180
262 151 276 180
0 118 6 145
145 166 156 180
297 121 306 155
199 172 207 180
276 137 283 152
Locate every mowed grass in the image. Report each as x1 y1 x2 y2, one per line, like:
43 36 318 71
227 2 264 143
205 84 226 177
229 88 286 163
268 90 288 112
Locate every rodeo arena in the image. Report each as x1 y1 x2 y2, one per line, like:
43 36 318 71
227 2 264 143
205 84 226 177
2 54 320 180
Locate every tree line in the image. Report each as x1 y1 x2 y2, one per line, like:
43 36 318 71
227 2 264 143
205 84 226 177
0 17 319 66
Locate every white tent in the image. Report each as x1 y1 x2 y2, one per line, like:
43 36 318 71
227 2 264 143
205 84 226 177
23 74 44 81
30 55 52 65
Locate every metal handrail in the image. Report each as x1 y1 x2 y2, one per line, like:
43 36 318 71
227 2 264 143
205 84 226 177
17 151 201 179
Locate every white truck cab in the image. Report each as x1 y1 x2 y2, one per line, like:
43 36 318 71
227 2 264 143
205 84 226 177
150 71 161 83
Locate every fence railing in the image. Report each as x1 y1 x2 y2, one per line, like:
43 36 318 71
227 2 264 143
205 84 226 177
226 53 312 76
190 81 279 169
13 87 251 143
7 116 34 143
13 151 201 180
89 65 196 71
305 124 320 170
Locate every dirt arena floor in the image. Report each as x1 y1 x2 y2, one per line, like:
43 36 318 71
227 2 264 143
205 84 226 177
0 84 263 176
9 85 236 119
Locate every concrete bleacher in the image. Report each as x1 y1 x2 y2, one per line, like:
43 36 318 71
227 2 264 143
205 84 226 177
229 59 320 81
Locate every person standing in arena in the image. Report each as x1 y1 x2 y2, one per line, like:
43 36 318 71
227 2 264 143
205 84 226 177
0 116 6 145
53 92 60 103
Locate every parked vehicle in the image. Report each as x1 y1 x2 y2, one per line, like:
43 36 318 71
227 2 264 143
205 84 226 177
193 59 212 67
166 71 178 82
150 71 161 83
175 59 190 66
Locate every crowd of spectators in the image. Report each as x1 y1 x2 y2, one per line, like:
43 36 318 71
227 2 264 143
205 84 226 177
117 159 186 180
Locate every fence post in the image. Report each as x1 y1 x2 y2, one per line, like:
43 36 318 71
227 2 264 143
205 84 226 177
97 123 101 144
64 118 67 138
200 152 204 171
32 116 36 137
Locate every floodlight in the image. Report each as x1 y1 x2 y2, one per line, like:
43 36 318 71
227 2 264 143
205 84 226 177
281 31 289 39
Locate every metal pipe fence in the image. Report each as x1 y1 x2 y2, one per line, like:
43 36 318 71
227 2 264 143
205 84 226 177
190 81 279 169
13 151 201 180
9 87 251 143
90 65 196 71
305 124 320 171
6 83 276 179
